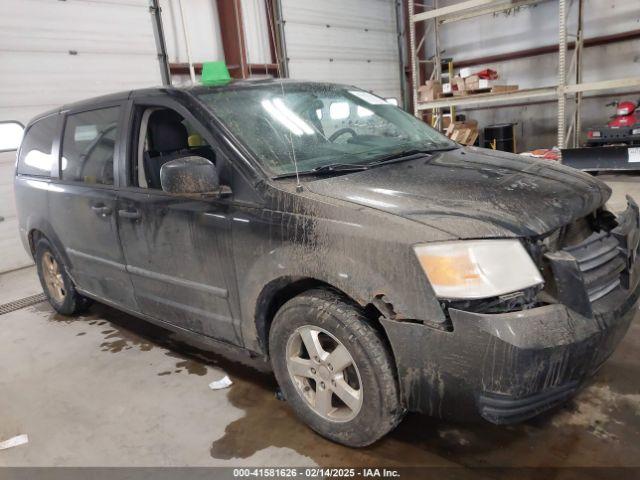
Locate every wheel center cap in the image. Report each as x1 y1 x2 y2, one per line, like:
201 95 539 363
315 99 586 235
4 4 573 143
318 365 331 381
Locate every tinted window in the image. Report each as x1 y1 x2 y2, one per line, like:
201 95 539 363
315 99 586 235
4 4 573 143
61 107 119 185
17 115 58 177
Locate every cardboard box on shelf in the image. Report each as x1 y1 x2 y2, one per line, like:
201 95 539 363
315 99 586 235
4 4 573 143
491 85 519 93
445 120 478 146
418 80 442 102
459 67 472 78
465 75 493 91
452 76 466 96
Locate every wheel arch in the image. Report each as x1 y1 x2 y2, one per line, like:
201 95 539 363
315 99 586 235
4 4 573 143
255 276 393 362
27 225 73 270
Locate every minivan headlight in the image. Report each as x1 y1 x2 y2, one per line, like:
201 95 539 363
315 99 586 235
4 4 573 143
413 240 543 299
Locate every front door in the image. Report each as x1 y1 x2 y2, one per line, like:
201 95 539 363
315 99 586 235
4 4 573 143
49 105 137 309
116 101 239 344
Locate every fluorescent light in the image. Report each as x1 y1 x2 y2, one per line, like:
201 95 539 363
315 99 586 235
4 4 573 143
273 98 314 135
261 99 303 136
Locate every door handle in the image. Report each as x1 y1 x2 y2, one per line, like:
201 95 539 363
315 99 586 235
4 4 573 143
118 208 141 220
91 204 113 216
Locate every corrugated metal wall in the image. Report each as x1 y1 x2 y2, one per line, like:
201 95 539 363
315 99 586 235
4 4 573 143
280 0 402 101
0 0 163 273
0 0 162 125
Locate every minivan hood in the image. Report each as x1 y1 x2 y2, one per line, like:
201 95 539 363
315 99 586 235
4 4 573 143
306 147 611 239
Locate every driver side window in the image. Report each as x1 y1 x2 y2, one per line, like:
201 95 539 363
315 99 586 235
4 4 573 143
61 107 119 185
133 107 217 190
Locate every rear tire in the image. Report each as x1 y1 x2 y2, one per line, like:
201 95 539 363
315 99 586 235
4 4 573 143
269 289 404 447
35 238 92 315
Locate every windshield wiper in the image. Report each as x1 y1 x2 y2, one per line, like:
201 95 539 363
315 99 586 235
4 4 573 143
273 163 370 179
366 146 458 167
312 163 370 173
272 146 459 179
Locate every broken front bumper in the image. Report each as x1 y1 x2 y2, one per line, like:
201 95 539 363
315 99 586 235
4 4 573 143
381 285 638 423
381 200 640 424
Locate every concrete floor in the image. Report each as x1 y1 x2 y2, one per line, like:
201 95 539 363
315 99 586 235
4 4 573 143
1 174 640 469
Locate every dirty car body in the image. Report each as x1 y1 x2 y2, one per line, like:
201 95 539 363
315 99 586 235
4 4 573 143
14 81 639 432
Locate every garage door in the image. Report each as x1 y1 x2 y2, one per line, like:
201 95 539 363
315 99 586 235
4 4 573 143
281 0 402 102
0 0 162 273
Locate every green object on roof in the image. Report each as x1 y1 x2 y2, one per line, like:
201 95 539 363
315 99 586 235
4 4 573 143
201 61 231 86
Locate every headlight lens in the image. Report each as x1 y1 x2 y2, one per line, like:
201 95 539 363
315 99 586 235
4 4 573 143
414 240 544 299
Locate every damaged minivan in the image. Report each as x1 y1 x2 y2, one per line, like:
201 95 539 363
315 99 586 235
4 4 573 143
14 81 639 447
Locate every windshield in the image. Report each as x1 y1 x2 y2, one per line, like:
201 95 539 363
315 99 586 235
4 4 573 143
196 83 456 176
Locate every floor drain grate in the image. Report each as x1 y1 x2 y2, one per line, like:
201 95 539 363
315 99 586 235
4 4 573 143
0 293 47 316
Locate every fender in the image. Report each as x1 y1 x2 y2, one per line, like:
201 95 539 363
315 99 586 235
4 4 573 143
237 242 446 354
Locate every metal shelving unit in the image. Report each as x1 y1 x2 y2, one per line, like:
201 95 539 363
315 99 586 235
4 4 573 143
408 0 640 150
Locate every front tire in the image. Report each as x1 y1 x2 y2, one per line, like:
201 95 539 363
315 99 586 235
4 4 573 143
35 238 92 315
269 289 404 447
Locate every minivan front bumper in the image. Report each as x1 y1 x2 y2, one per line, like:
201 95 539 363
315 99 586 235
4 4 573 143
381 283 638 423
381 199 640 423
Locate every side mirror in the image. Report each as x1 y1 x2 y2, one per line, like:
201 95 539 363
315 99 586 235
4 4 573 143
160 156 223 195
0 121 24 152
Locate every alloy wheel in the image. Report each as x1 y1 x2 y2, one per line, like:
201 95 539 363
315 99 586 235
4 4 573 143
42 251 66 303
285 325 363 422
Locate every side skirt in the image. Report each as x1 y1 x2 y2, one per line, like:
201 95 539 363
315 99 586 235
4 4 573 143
76 287 271 372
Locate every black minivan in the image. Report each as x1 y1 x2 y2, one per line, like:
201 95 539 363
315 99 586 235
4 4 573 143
14 81 639 446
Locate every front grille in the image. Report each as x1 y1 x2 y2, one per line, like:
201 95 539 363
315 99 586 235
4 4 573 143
563 230 625 302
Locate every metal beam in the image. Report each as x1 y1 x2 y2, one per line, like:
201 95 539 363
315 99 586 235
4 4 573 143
557 0 567 149
216 0 248 79
453 29 640 69
271 0 289 77
411 0 546 24
169 63 279 76
408 0 419 116
439 0 547 25
417 86 558 109
412 0 506 22
148 0 171 86
564 77 640 94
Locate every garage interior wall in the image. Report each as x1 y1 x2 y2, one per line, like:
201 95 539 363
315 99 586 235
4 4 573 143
161 0 403 101
0 0 162 273
280 0 402 102
0 0 162 125
423 0 640 151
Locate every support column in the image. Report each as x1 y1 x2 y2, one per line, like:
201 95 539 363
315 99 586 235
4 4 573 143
216 0 249 79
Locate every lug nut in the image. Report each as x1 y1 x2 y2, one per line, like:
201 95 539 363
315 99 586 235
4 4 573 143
320 381 325 389
313 355 319 362
328 363 333 371
310 368 316 374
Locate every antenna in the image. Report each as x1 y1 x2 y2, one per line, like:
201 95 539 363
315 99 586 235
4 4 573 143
266 1 302 192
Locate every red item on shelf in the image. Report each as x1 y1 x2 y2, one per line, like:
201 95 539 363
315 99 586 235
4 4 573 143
476 69 498 80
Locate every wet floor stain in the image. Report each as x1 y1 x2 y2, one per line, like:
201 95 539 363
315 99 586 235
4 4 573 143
32 301 640 471
100 329 154 354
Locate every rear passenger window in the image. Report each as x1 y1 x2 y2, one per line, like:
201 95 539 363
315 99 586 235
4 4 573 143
61 107 119 185
17 115 58 177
